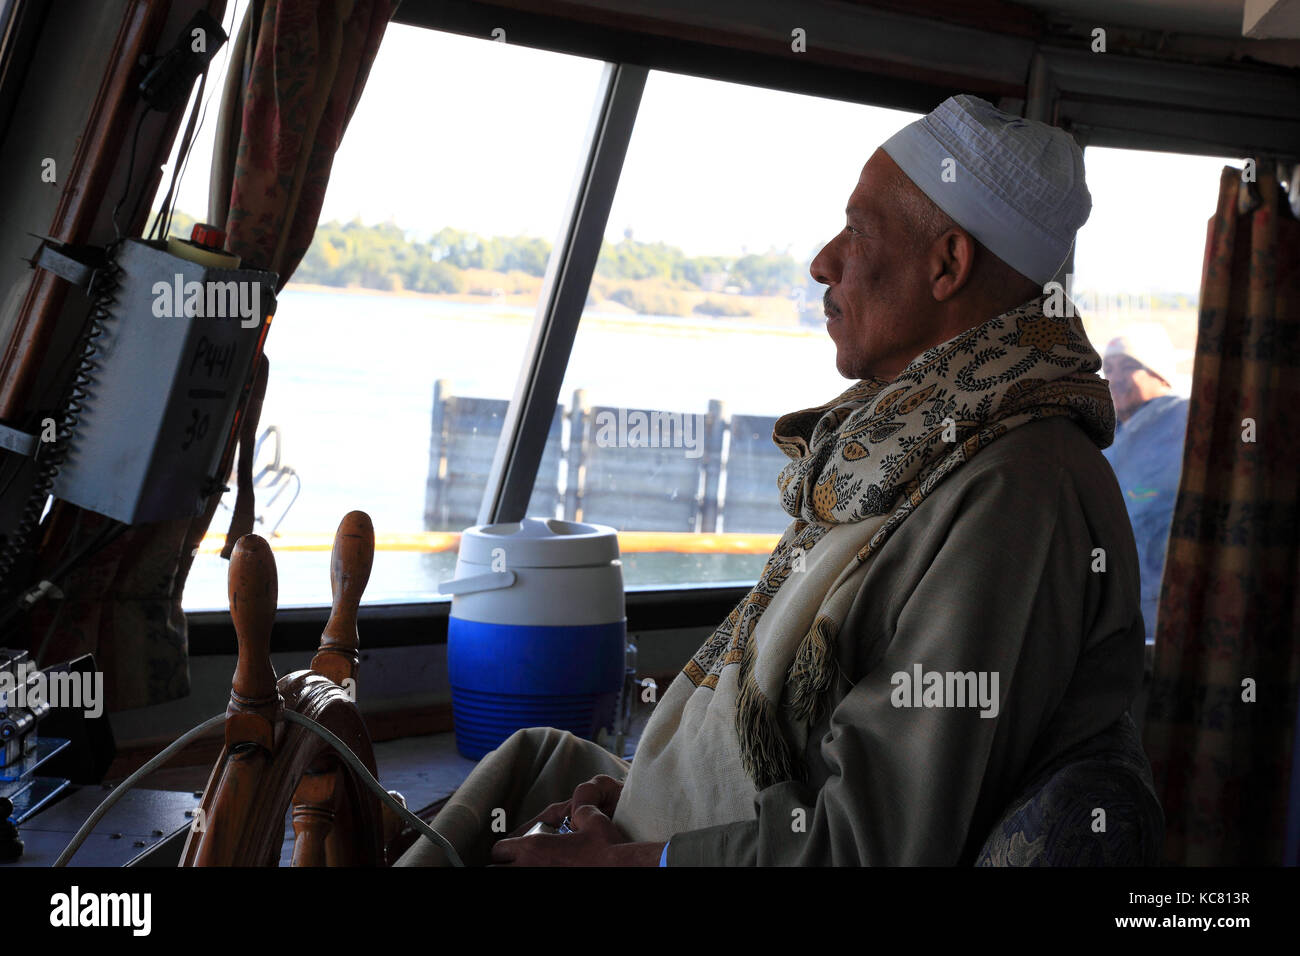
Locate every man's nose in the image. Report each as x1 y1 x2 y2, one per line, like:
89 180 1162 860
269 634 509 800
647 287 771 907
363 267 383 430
810 247 835 286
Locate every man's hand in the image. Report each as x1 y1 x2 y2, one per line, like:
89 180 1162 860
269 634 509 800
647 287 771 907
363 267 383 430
505 773 624 839
570 773 624 818
490 804 665 866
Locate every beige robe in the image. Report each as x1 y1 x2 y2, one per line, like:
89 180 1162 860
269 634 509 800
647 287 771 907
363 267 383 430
616 415 1146 864
399 415 1146 866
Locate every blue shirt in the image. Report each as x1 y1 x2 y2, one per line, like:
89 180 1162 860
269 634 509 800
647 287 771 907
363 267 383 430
660 841 669 867
1102 394 1189 644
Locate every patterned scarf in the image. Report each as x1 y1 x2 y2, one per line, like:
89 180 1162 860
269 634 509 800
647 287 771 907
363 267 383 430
683 292 1115 789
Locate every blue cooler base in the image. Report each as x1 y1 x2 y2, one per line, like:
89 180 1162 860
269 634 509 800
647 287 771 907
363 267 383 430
451 687 619 760
448 616 626 761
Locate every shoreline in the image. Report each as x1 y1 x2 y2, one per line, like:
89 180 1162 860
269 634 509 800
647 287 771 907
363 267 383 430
283 281 537 307
278 282 1197 347
281 281 826 334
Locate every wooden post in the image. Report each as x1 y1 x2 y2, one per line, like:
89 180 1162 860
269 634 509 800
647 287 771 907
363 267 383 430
701 399 727 533
424 379 450 530
566 388 588 522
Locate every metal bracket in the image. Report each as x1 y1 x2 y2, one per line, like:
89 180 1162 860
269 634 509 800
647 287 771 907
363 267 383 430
0 421 37 458
25 235 107 292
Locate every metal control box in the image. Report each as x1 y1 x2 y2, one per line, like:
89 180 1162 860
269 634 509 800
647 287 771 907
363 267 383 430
51 239 276 524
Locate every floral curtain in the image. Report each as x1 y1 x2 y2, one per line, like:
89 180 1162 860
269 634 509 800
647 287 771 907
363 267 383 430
30 0 399 710
1143 163 1300 865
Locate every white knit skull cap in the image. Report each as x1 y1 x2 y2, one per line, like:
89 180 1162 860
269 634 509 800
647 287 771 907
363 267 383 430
879 94 1092 286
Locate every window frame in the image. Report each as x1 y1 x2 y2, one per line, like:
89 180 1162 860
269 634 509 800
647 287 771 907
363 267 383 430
478 60 647 526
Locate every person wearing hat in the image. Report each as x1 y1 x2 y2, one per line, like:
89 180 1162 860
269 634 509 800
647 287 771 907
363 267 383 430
1101 326 1191 645
400 95 1151 867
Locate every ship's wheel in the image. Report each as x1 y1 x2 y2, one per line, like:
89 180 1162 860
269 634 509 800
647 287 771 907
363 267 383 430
180 512 398 866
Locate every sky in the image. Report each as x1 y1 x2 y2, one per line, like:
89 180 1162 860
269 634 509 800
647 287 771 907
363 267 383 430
166 6 1237 296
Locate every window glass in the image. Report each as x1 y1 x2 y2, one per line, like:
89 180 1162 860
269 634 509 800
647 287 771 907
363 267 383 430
1073 145 1241 643
179 23 606 608
524 71 920 587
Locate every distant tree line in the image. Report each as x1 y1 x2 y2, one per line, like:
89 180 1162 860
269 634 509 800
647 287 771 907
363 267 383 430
166 213 1198 316
284 218 808 299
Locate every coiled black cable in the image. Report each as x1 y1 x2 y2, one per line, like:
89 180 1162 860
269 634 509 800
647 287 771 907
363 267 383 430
0 244 125 615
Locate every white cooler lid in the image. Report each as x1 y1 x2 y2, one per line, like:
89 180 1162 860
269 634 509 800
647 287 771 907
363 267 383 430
458 517 620 568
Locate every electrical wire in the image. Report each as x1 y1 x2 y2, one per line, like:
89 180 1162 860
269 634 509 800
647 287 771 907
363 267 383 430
52 710 466 868
0 483 126 638
151 0 238 241
148 75 201 242
24 520 128 656
111 112 148 243
45 500 84 571
52 714 225 867
282 709 465 867
156 70 207 241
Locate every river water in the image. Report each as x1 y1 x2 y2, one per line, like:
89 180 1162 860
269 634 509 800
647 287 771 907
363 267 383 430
183 287 840 610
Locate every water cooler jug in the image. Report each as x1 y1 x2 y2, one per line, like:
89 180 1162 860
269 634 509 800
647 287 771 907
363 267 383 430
441 518 626 760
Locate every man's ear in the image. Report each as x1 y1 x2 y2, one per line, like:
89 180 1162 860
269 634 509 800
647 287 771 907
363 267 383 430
931 229 977 302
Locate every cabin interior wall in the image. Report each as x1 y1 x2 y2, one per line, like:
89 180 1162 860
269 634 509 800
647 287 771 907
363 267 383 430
0 0 131 382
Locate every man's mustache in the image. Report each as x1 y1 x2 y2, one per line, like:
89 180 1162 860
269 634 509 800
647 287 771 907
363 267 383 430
823 290 841 317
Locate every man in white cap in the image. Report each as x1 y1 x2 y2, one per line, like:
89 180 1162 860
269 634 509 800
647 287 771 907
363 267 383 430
1102 325 1191 644
400 95 1153 867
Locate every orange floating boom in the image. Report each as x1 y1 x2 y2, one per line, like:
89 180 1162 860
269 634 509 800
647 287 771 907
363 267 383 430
198 530 781 556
